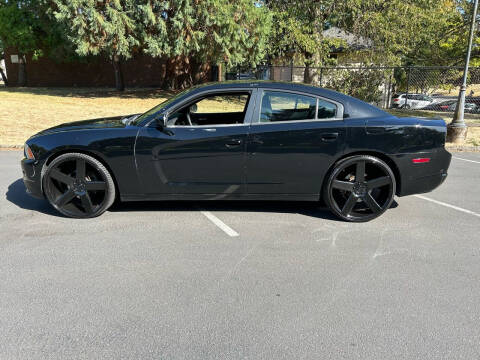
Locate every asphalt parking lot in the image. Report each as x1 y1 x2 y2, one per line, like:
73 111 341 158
1 150 480 359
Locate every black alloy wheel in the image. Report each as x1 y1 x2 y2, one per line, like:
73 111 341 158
43 153 115 218
324 155 396 222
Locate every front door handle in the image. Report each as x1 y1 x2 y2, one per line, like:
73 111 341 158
225 139 243 148
321 132 339 142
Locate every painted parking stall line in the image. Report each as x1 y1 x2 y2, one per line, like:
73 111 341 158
201 211 239 237
452 156 480 164
414 194 480 218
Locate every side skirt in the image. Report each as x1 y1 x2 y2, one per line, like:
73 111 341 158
120 193 319 202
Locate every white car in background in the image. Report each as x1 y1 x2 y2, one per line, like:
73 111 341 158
391 93 435 109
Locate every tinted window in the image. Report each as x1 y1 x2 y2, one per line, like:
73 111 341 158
260 91 316 122
194 94 249 114
168 92 250 126
317 99 337 119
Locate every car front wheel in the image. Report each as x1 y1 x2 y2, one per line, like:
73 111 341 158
43 153 116 218
324 155 396 222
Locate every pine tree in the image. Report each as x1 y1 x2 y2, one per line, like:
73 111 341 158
53 0 141 90
52 0 271 90
140 0 271 88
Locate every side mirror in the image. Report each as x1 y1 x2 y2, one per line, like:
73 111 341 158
156 114 167 128
189 103 198 113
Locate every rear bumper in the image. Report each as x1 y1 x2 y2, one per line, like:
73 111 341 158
395 148 451 197
21 158 44 199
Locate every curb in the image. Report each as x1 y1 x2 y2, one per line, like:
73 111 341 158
2 143 480 151
0 144 23 150
2 143 480 152
445 144 480 152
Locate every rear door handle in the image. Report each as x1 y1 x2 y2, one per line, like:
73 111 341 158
225 139 243 148
366 127 385 134
366 121 386 134
321 132 339 142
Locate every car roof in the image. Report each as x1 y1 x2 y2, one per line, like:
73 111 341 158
186 81 390 119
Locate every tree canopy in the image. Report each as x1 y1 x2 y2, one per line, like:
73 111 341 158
345 0 466 66
52 0 271 89
0 0 478 89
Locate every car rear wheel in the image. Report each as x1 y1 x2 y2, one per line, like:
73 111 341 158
324 155 396 222
43 153 115 218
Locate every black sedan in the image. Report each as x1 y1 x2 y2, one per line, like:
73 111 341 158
22 81 451 222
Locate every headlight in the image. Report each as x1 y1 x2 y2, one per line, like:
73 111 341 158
24 143 35 160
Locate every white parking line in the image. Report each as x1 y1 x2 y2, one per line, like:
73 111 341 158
414 194 480 218
201 211 239 237
453 156 480 164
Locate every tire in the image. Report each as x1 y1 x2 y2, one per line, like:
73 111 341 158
323 155 396 222
401 104 411 109
43 153 116 218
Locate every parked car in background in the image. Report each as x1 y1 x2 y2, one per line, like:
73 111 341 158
421 100 479 113
448 101 479 113
420 100 456 111
391 93 435 109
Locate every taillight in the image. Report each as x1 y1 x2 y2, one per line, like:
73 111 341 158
24 144 35 160
412 158 430 164
393 99 399 102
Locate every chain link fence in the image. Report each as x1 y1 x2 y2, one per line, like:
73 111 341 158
225 65 480 120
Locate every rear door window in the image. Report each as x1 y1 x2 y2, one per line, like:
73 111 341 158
317 99 337 119
260 91 317 122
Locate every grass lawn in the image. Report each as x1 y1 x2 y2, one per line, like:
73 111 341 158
0 87 173 146
1 86 479 147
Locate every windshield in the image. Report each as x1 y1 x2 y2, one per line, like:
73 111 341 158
131 88 192 125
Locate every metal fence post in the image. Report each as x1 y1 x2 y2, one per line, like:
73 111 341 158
448 0 478 142
290 61 294 82
405 67 411 108
319 67 323 87
386 72 393 108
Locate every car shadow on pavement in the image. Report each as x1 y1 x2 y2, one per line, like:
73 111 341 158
6 178 398 220
6 179 59 216
109 200 343 221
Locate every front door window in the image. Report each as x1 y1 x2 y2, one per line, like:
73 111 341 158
168 92 250 126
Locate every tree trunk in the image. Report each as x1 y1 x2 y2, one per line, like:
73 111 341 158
163 56 193 90
304 59 315 84
112 56 125 91
217 63 223 82
18 54 26 87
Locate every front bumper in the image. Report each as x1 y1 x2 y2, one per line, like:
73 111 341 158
21 158 44 199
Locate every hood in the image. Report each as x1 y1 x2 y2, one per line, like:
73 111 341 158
33 114 140 137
